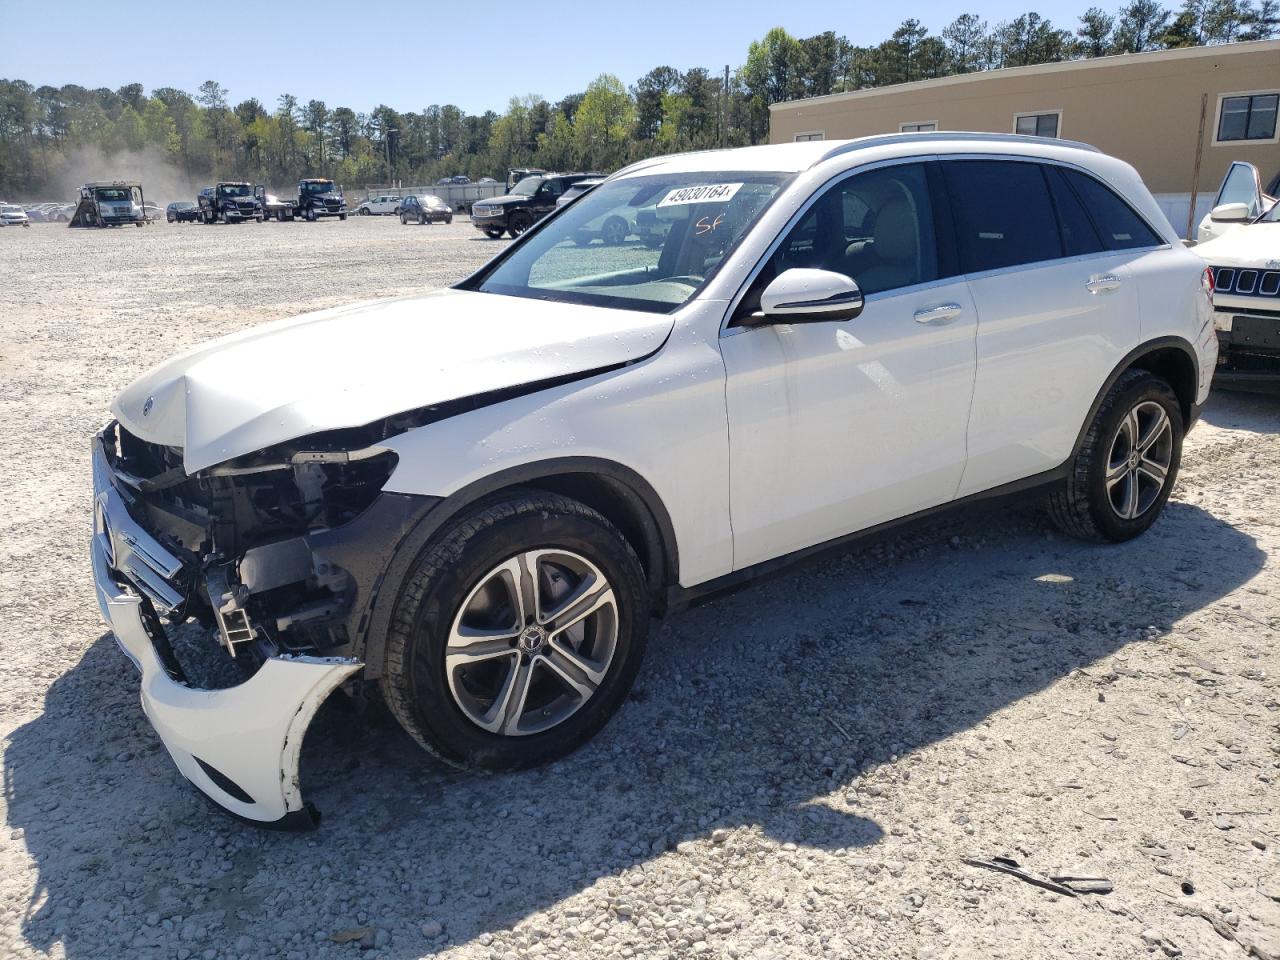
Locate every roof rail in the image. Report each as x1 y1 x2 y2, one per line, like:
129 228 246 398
815 131 1101 166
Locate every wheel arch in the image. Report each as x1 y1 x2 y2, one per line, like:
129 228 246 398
1073 337 1200 455
359 457 679 678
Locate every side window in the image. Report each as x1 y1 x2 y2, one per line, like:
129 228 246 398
1059 169 1162 250
1045 167 1104 257
764 162 940 298
943 160 1061 272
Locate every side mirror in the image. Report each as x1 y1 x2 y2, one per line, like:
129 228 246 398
1209 202 1250 223
758 268 864 323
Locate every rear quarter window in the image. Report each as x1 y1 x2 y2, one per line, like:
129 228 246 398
1059 169 1162 250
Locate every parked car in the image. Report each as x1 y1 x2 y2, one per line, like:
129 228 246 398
398 194 453 224
1192 163 1280 394
142 203 164 221
90 133 1216 828
356 194 402 215
1197 161 1278 243
470 173 595 238
48 203 75 223
24 202 60 222
556 177 603 208
166 201 200 223
1 204 30 226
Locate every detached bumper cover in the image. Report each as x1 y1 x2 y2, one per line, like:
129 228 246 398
91 432 361 828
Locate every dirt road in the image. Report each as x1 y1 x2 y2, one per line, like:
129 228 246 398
1 219 1276 960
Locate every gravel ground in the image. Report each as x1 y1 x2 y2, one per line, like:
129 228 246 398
1 217 1277 960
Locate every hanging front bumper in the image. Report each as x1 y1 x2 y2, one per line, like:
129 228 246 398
90 431 361 828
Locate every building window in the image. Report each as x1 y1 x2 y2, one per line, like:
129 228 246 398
1216 93 1279 143
793 131 824 142
1014 111 1060 138
900 121 937 133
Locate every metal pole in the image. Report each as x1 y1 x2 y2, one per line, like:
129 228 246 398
722 64 730 149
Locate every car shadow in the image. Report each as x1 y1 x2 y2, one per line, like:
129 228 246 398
5 498 1263 957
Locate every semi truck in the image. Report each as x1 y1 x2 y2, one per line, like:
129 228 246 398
68 182 148 228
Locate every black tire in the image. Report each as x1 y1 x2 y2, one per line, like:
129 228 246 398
1048 369 1183 542
484 228 503 239
339 212 347 221
381 491 648 771
400 213 407 224
306 206 317 222
601 215 629 245
508 210 533 237
445 217 452 225
418 213 426 225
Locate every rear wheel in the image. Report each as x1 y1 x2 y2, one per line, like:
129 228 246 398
418 213 427 225
1049 369 1183 542
400 213 408 224
382 491 648 770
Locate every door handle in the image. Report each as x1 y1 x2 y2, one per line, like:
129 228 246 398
1086 274 1122 294
913 303 963 325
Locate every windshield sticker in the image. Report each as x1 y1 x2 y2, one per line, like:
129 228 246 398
657 183 744 207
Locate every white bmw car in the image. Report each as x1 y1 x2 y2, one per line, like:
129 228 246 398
92 133 1216 827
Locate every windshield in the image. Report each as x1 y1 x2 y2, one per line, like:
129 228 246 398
510 177 544 197
1258 198 1280 223
219 184 251 197
303 181 335 194
468 171 793 314
95 189 130 202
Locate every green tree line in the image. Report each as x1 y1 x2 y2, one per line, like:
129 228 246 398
1 0 1275 198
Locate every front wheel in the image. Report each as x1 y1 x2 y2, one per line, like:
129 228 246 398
1048 369 1183 542
381 492 648 770
400 213 407 224
339 212 346 221
507 210 533 237
484 228 504 239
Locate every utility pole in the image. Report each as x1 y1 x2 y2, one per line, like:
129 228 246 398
385 127 398 186
721 64 729 149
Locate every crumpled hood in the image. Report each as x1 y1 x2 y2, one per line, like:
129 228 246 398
1194 222 1280 267
113 289 673 473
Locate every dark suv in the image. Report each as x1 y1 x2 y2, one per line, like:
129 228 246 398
470 173 595 238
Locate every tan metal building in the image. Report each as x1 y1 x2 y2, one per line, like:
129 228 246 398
770 40 1280 235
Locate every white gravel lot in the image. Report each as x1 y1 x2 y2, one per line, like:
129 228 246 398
1 217 1277 960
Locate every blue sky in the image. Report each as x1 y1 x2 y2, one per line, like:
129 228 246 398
4 0 1091 115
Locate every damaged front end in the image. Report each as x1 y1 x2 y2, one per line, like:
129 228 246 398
91 420 432 827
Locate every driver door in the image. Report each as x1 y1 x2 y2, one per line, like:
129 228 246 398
719 160 978 569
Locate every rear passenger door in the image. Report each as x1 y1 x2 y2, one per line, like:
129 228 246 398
943 158 1156 496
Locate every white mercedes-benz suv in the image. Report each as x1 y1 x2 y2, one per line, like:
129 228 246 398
91 133 1217 828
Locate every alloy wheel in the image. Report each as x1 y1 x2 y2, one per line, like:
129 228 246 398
445 549 619 737
1106 400 1173 520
